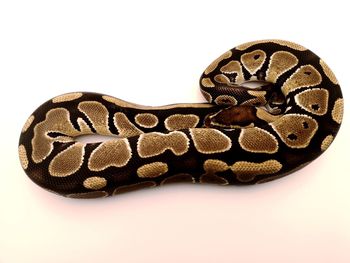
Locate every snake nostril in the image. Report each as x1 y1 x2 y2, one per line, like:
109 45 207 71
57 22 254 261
304 71 312 75
287 133 298 141
253 54 260 60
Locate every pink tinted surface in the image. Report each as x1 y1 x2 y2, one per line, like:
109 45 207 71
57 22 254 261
0 1 349 262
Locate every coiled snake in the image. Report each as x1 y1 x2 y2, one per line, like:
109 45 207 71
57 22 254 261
18 40 343 198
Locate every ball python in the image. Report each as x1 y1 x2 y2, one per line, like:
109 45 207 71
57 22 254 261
18 39 343 198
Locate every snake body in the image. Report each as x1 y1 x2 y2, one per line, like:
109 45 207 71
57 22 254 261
18 40 343 198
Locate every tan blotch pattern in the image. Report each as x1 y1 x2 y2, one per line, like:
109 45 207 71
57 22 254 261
77 117 93 134
201 78 215 88
52 92 83 103
114 112 143 137
331 98 343 124
137 162 168 178
241 50 266 74
232 160 282 182
88 139 132 171
32 108 81 163
49 142 85 177
214 95 238 105
165 114 199 131
203 159 229 173
247 90 266 97
22 115 34 133
239 127 278 153
281 65 322 95
201 90 212 103
190 128 231 154
235 39 307 51
137 131 189 158
295 88 329 115
83 176 107 190
266 51 299 83
78 101 112 135
321 135 334 151
203 159 282 183
113 181 156 195
320 59 338 85
18 145 29 169
270 114 318 148
214 74 231 84
102 95 136 108
220 61 245 84
205 50 232 74
201 159 229 184
135 113 158 128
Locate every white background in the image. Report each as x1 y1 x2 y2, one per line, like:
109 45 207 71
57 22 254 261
0 1 349 262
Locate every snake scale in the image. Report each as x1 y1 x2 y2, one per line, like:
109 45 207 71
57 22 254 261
18 40 343 198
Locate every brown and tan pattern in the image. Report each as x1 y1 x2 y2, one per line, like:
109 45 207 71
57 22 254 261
239 127 278 153
114 112 143 137
201 77 215 88
49 142 85 177
295 88 329 115
190 128 231 154
241 50 266 74
77 117 93 134
137 131 189 158
266 51 298 83
18 145 28 170
281 65 322 95
320 59 338 85
270 114 318 148
201 159 229 185
52 92 83 103
321 135 334 151
32 108 81 163
214 95 238 105
331 98 343 124
78 101 112 135
19 39 343 198
165 114 199 131
135 113 158 128
201 90 212 103
83 176 107 190
88 139 132 171
214 74 231 84
232 160 282 182
137 162 168 178
21 115 34 133
205 50 232 74
220 60 244 83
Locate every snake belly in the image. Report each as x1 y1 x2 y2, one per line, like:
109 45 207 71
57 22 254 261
18 39 343 198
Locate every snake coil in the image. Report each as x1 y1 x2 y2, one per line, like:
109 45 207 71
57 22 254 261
18 40 343 198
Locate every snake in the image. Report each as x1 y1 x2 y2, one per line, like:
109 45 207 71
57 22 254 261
18 39 343 198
